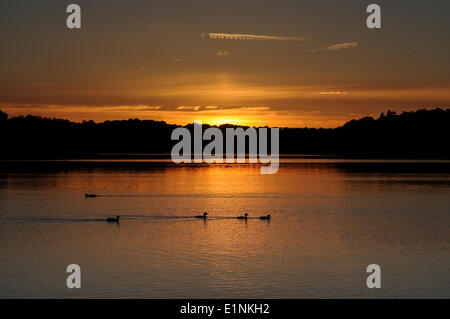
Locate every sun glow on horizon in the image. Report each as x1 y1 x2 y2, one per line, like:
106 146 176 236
201 117 254 127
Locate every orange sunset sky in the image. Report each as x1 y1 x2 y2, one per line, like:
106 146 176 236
1 0 449 127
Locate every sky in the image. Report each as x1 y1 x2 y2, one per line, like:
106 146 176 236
0 0 449 127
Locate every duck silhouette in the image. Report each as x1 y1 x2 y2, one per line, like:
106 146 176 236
259 214 271 220
106 216 120 223
237 213 249 220
85 193 97 198
195 212 208 219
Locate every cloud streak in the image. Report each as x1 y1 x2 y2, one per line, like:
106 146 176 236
301 42 358 53
319 91 348 95
323 42 358 51
177 105 201 111
207 33 307 41
217 50 231 57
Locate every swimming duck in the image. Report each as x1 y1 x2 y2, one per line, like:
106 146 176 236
85 193 97 198
259 214 271 220
106 216 120 223
195 212 208 219
237 213 249 220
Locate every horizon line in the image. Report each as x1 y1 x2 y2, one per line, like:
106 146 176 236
1 107 448 130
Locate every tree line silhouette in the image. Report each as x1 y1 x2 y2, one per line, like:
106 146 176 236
0 108 449 159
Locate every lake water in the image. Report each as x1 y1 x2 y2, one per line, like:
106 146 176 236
0 159 449 298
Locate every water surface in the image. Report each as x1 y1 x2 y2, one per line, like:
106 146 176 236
0 160 449 298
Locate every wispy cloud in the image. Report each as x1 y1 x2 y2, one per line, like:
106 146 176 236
319 91 348 95
323 42 358 51
207 33 307 41
0 103 164 111
217 50 231 57
177 105 201 111
301 42 358 53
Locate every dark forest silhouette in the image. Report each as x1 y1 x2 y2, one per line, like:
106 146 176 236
0 108 449 159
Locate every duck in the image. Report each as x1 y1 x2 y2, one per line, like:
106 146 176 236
237 213 249 220
106 216 120 223
85 193 97 198
195 212 208 219
259 214 271 220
